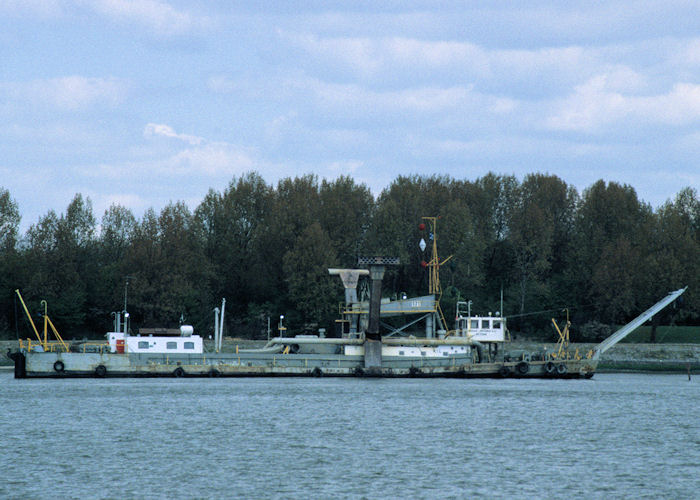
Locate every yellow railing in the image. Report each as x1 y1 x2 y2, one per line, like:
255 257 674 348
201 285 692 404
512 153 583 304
78 342 110 353
19 339 71 353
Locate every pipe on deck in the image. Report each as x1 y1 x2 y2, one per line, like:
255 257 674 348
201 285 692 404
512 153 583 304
266 336 479 347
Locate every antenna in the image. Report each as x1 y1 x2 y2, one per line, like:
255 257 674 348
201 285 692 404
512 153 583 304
123 275 135 333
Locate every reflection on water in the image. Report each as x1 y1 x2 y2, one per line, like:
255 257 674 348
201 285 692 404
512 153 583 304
0 373 697 499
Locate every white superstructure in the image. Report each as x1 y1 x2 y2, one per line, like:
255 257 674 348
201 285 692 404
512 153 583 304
455 314 506 342
107 326 203 354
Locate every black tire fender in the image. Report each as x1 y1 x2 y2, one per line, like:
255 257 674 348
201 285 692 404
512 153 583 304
95 365 107 377
173 366 185 377
498 365 511 377
516 361 529 375
53 360 65 373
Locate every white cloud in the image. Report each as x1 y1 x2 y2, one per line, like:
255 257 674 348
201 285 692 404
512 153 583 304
246 74 511 117
142 123 255 175
0 0 208 35
163 144 255 176
280 32 604 87
1 76 127 110
281 32 488 79
547 76 700 132
86 123 258 178
0 0 63 17
87 0 209 35
144 123 204 145
680 39 700 66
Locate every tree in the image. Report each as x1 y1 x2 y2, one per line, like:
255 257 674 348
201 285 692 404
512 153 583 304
508 174 577 319
19 195 97 336
318 176 375 267
194 173 274 317
283 222 340 329
367 175 456 296
255 174 322 312
641 187 700 340
574 181 652 323
0 188 20 337
89 205 139 333
0 188 20 251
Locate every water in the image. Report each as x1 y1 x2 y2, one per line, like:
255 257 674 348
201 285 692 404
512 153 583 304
0 372 698 499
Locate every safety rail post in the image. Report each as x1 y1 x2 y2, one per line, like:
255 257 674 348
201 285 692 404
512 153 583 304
46 316 69 352
15 290 43 346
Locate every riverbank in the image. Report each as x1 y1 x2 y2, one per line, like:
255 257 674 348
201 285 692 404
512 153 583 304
3 339 699 372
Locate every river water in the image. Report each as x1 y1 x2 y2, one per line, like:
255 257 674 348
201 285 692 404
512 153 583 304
0 372 698 499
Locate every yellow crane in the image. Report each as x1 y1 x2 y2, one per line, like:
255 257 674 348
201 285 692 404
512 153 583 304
15 289 69 352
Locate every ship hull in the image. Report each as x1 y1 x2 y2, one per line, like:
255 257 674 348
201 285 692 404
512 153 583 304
14 351 597 379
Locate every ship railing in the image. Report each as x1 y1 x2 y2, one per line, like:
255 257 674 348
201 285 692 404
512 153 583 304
19 338 71 353
76 342 111 354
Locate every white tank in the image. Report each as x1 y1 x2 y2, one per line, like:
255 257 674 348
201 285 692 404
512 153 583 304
180 325 194 337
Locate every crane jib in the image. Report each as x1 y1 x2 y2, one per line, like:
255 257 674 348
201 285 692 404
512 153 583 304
593 287 687 360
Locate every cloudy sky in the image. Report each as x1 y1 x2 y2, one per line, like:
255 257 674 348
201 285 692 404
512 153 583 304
1 1 699 230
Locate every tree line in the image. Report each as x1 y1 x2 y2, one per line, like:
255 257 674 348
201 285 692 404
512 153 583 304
1 172 698 342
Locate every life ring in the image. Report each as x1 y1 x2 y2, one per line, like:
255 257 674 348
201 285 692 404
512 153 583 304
95 365 107 377
173 367 185 377
516 361 529 375
53 360 65 373
557 363 568 375
545 361 556 374
498 365 511 377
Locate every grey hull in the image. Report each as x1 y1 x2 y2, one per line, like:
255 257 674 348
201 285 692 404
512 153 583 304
15 351 597 379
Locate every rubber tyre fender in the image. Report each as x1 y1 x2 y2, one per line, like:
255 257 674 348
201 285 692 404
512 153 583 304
516 361 529 375
53 360 65 373
498 365 511 377
209 368 221 377
311 367 323 377
95 364 107 377
557 363 568 375
173 366 185 378
544 361 556 375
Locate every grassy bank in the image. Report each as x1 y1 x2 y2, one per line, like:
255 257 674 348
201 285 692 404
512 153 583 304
618 325 700 343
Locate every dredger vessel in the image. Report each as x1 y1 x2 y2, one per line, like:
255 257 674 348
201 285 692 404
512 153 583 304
6 218 686 379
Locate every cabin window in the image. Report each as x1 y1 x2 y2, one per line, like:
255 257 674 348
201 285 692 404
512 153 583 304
184 342 195 350
138 341 149 349
399 350 405 356
492 320 501 329
166 342 177 350
470 319 479 329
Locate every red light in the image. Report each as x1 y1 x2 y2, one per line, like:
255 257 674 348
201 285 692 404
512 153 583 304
418 223 425 231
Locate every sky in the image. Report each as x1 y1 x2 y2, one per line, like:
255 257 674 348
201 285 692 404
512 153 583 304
1 1 699 232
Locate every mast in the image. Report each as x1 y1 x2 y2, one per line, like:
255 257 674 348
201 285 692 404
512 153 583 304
420 217 452 333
